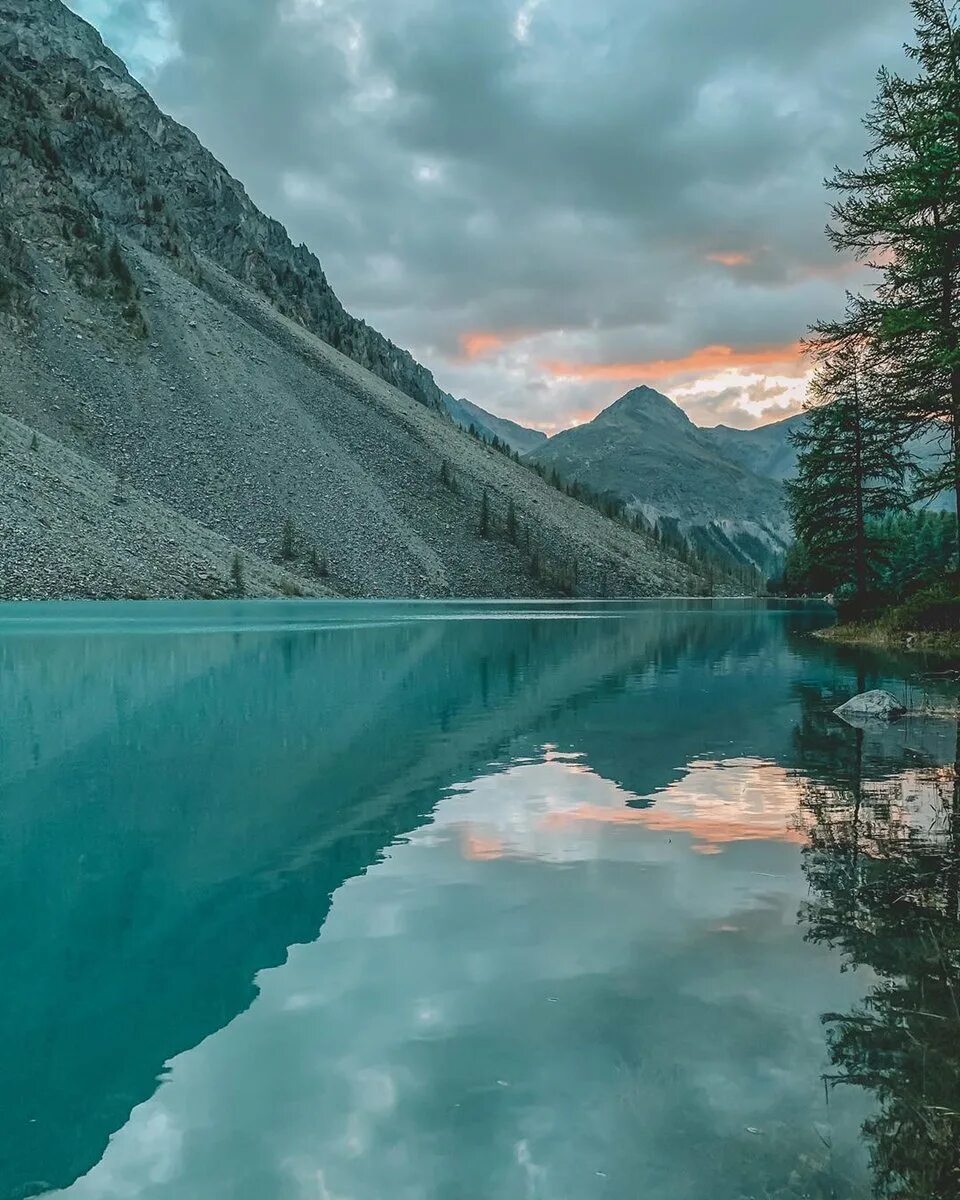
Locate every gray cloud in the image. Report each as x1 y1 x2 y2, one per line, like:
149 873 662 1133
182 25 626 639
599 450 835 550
70 0 915 428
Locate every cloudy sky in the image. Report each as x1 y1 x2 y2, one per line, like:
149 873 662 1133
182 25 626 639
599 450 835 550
68 0 914 431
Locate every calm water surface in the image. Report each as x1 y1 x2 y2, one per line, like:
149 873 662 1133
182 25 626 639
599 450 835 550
2 600 958 1199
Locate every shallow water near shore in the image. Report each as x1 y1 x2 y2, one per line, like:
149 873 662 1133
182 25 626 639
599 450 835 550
3 599 958 1199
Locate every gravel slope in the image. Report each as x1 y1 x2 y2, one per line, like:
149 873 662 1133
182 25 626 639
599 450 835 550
0 242 706 599
0 411 328 600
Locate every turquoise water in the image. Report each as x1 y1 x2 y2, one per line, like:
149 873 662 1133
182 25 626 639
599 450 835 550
3 599 958 1199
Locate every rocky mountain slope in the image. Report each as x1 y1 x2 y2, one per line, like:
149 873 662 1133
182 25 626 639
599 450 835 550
527 386 792 569
0 0 706 600
0 410 325 600
443 395 549 455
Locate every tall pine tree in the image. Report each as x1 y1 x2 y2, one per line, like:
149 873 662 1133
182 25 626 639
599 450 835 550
824 0 960 548
788 330 907 609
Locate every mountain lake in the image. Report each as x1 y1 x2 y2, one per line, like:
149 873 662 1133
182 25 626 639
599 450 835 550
3 598 958 1199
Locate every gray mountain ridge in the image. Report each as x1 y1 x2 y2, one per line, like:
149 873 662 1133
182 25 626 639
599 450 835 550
443 395 549 455
0 0 708 600
704 412 805 483
526 386 795 570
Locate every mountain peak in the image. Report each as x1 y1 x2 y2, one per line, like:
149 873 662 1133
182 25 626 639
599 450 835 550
595 385 692 428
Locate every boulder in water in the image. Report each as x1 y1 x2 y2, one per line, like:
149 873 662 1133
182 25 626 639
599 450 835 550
834 690 906 722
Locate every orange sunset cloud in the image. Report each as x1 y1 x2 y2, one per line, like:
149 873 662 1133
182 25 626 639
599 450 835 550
706 251 754 267
460 332 507 359
458 330 535 359
541 341 807 383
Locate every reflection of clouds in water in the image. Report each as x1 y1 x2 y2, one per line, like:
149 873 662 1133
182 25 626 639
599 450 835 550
49 752 870 1200
450 753 805 862
57 1109 184 1198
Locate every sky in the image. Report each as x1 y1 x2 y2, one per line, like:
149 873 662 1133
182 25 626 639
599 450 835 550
67 0 916 432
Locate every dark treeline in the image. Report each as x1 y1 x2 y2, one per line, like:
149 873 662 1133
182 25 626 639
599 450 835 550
784 1 960 627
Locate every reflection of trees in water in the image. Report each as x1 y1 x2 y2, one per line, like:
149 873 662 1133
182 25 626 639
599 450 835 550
797 717 960 1199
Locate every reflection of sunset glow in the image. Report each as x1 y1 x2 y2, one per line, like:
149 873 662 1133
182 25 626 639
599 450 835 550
644 759 811 850
541 342 806 383
451 755 807 863
541 760 806 852
460 828 506 860
542 804 804 848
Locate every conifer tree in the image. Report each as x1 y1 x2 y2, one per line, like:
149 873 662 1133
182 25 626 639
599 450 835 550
479 489 491 538
506 499 518 544
308 547 329 578
280 515 297 561
788 331 907 609
230 552 245 597
823 0 960 546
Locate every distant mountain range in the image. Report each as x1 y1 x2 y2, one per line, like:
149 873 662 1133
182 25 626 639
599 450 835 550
0 0 705 600
525 387 797 570
491 386 951 570
706 413 803 483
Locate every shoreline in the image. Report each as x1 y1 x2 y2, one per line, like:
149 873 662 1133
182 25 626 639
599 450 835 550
814 622 960 657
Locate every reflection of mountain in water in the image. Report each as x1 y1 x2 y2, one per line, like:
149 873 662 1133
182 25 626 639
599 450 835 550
794 693 960 1199
0 600 940 1195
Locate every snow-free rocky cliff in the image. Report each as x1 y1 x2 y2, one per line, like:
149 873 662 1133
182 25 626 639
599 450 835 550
0 0 708 599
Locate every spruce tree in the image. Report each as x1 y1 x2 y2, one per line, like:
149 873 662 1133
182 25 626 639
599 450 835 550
308 547 329 578
280 515 297 561
823 0 960 548
112 466 129 506
230 552 245 597
788 330 907 609
506 498 518 544
479 489 491 538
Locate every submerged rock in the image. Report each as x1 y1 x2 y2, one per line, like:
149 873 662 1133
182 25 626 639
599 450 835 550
834 690 907 722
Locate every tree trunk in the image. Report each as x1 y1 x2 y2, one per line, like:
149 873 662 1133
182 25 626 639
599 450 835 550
853 368 868 613
953 388 960 570
933 210 958 567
